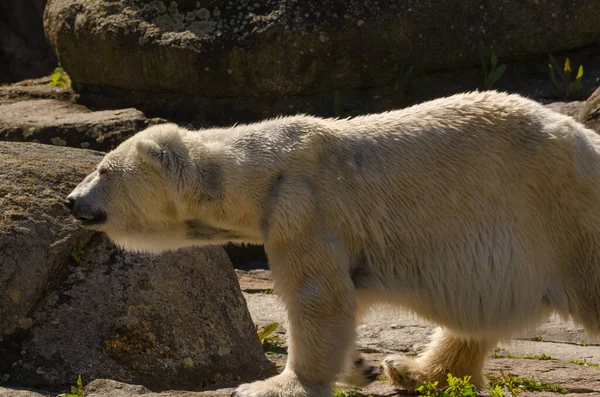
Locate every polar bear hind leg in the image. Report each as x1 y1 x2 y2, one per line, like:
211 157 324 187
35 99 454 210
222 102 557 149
383 329 495 389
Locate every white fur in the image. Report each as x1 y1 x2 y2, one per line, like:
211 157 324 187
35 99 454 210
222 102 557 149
68 91 600 394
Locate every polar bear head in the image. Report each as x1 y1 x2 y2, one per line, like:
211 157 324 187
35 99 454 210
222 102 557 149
65 123 250 253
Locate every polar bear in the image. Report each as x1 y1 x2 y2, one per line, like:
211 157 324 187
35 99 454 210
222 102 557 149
66 91 600 396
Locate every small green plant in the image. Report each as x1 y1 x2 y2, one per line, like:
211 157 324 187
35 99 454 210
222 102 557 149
487 372 567 395
488 385 505 397
568 359 599 367
257 322 280 343
548 55 584 99
395 63 416 97
490 347 517 359
414 374 477 397
65 375 84 397
415 380 440 397
71 243 86 263
50 65 71 88
532 335 543 342
260 289 274 295
523 354 552 360
256 322 286 354
479 40 506 90
487 373 522 396
444 374 477 397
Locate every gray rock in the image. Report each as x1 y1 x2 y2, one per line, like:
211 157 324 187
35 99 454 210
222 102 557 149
0 79 76 105
544 101 586 122
0 141 101 337
0 389 49 397
543 88 600 135
43 0 600 121
83 378 235 397
84 379 151 396
0 97 165 151
0 142 273 391
581 87 600 134
7 235 273 391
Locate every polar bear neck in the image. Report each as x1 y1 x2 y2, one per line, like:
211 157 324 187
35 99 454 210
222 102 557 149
179 115 328 244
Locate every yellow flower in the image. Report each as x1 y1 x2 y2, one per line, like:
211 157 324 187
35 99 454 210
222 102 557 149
576 65 584 80
564 58 572 73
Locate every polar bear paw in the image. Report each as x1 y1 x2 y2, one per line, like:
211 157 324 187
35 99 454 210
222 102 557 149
338 356 380 387
382 355 426 391
234 373 331 397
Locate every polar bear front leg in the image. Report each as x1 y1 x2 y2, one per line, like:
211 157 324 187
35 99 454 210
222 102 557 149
337 349 380 388
235 237 357 397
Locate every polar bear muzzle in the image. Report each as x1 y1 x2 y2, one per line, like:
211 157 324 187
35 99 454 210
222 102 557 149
64 195 107 227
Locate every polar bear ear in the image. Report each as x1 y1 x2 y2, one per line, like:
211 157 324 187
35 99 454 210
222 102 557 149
136 140 169 169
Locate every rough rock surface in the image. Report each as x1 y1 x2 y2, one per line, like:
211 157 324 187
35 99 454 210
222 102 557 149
43 0 600 121
6 235 272 391
0 141 101 337
581 87 600 134
0 82 165 151
0 78 76 104
0 142 273 392
544 101 586 123
543 88 600 135
0 0 56 84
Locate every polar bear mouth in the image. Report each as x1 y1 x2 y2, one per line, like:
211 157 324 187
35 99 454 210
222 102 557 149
77 211 107 227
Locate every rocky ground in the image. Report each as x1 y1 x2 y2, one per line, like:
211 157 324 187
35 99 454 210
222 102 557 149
3 270 599 397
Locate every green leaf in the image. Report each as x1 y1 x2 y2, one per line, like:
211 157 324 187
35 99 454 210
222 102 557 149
548 64 563 96
257 322 279 342
548 54 567 87
572 75 583 95
486 64 506 89
403 64 415 85
333 91 342 118
491 52 498 69
77 375 83 396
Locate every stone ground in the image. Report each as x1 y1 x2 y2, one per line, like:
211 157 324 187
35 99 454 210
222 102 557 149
2 270 600 397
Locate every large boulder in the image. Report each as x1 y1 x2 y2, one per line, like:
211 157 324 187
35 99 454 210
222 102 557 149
43 0 600 121
0 142 273 391
0 141 100 337
0 0 56 83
